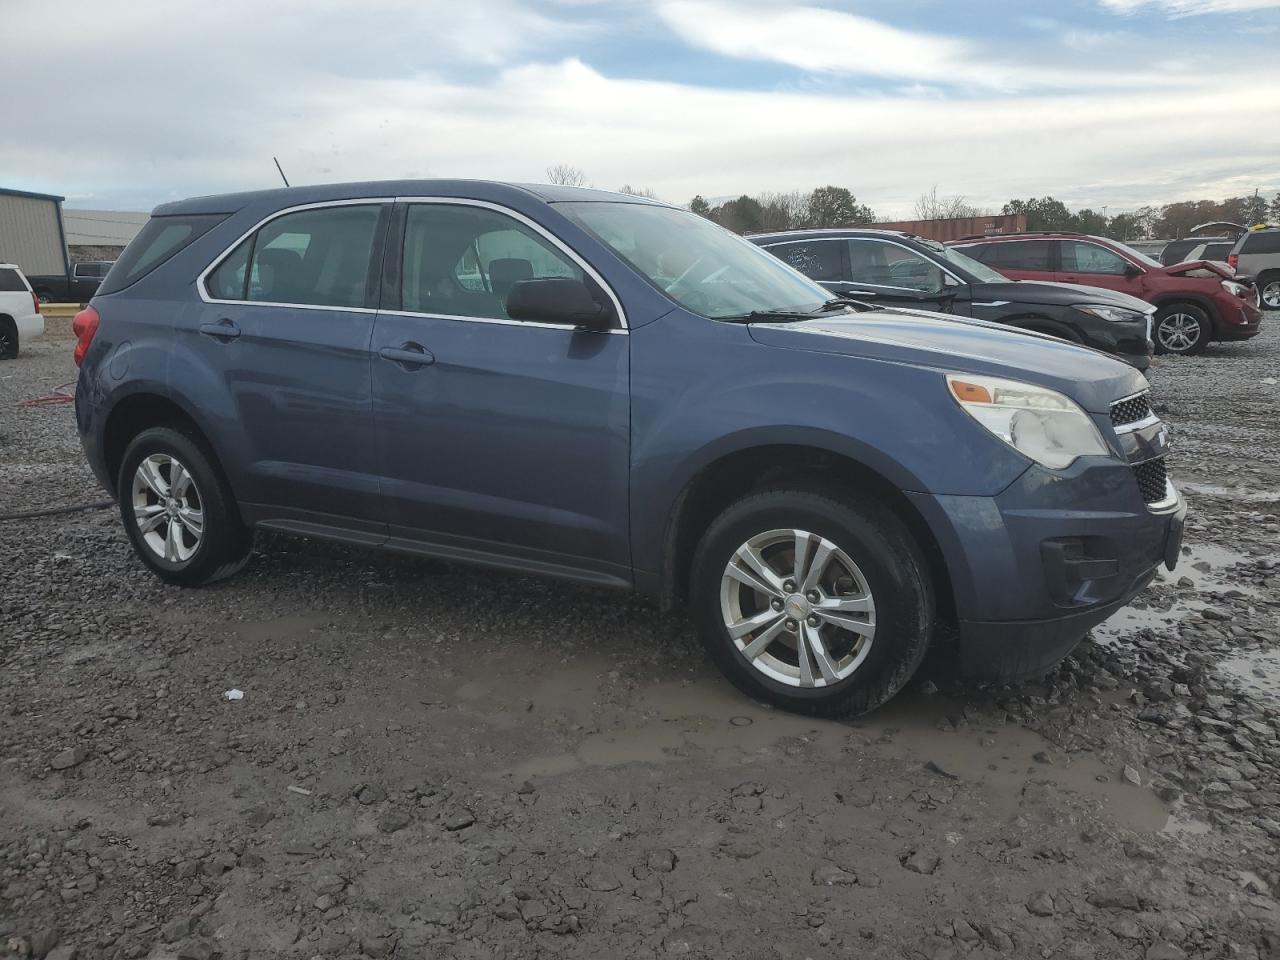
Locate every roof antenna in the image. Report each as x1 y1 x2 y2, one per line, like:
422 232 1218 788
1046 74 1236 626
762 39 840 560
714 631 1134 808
273 157 291 188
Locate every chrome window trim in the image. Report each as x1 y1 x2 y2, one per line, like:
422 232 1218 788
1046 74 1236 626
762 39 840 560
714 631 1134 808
395 196 628 330
377 308 626 335
197 198 395 311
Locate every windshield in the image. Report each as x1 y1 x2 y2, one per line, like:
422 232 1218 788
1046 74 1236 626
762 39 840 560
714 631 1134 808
927 242 1008 284
1109 240 1163 268
556 201 830 319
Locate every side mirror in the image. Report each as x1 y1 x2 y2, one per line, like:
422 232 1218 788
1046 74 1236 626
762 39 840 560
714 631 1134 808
506 278 612 330
1124 262 1143 278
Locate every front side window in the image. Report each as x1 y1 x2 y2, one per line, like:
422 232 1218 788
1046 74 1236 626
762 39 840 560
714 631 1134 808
401 204 584 319
558 201 829 319
768 241 844 283
847 239 946 292
979 240 1053 272
1062 241 1129 275
246 205 383 308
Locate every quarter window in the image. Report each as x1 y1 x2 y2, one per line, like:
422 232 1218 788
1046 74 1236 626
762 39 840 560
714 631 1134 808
1243 231 1280 254
0 268 26 292
207 237 252 300
402 204 584 320
1062 241 1129 275
847 239 946 292
768 241 844 282
977 240 1053 272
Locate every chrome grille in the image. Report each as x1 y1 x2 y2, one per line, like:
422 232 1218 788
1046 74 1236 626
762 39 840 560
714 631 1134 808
1111 392 1152 428
1133 458 1168 504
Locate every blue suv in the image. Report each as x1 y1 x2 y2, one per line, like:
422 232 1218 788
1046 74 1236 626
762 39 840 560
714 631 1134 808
74 181 1185 717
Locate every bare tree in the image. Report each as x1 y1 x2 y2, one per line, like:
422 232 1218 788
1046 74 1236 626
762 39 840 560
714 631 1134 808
618 184 658 199
546 164 589 187
913 185 984 220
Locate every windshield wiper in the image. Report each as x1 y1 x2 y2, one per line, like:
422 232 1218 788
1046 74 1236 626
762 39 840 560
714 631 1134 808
819 295 877 312
718 309 821 323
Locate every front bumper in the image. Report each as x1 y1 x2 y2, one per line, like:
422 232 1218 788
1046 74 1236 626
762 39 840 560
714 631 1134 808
1217 299 1264 341
907 459 1186 680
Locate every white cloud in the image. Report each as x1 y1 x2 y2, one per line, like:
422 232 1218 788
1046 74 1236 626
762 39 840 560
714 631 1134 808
1100 0 1280 14
655 0 1173 91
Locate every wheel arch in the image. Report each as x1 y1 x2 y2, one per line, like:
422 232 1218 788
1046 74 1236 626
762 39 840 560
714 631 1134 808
1149 293 1220 333
660 443 955 627
102 391 229 498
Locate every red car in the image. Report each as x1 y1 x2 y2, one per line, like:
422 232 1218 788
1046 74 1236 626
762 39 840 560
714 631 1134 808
950 232 1262 356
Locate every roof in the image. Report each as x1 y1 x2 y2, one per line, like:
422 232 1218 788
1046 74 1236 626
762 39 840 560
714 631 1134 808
0 186 65 203
63 208 150 246
154 179 670 217
748 228 914 242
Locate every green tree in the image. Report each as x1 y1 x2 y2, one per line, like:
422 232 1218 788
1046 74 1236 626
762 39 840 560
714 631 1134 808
1106 212 1142 241
1002 197 1076 231
713 195 766 233
688 195 712 218
1270 193 1280 224
807 186 875 227
1075 208 1108 236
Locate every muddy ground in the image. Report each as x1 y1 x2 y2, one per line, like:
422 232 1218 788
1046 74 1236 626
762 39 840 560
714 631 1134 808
2 319 1278 960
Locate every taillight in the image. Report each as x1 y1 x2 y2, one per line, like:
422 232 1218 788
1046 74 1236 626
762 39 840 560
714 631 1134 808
32 292 40 315
72 305 100 367
1228 253 1238 270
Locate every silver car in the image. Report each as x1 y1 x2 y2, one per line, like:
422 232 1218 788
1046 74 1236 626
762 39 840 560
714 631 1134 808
1230 229 1280 310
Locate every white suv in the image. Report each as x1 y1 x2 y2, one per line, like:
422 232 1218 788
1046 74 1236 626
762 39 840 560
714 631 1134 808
0 263 44 359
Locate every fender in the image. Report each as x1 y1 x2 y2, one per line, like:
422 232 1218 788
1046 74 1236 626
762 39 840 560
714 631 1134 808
1148 291 1222 331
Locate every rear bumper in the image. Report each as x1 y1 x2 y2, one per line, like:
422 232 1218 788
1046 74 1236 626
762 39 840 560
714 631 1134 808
16 313 44 341
908 460 1186 681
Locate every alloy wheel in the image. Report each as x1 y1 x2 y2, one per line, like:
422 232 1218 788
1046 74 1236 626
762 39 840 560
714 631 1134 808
1157 313 1201 353
1262 280 1280 310
719 528 876 688
131 454 204 563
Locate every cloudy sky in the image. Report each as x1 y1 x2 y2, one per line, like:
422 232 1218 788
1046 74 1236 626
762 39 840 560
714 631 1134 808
3 0 1278 217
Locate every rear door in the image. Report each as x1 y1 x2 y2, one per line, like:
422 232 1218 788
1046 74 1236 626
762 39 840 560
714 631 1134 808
969 239 1055 282
369 199 631 583
195 200 390 531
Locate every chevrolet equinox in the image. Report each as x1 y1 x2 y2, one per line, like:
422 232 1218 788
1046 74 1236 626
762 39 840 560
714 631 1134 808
74 181 1186 717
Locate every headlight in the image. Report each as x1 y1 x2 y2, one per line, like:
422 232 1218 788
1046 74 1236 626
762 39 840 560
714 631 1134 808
1221 279 1249 297
946 374 1109 470
1074 303 1144 323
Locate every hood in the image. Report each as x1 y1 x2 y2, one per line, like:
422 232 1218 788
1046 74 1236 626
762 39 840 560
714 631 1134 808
971 280 1152 313
747 309 1145 414
1165 259 1234 280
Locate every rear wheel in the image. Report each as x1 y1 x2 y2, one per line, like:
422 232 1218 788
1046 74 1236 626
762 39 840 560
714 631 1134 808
118 427 252 586
1258 273 1280 311
0 318 17 360
1153 303 1210 356
690 487 934 718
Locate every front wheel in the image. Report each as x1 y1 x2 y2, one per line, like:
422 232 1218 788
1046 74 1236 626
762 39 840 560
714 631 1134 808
118 427 252 586
690 487 934 718
1153 303 1210 356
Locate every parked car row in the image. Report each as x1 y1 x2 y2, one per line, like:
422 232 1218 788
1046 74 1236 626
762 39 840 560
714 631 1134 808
72 180 1184 718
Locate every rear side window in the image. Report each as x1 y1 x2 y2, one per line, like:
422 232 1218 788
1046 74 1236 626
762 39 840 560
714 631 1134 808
1202 242 1234 260
1242 231 1280 254
767 241 844 282
978 240 1053 272
99 214 226 295
0 268 28 292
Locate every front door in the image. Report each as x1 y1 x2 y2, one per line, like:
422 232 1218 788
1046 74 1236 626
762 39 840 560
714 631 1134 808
1057 239 1143 296
194 201 389 529
370 200 631 584
841 238 966 314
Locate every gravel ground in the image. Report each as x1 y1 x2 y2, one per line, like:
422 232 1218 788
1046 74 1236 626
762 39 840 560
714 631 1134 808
2 322 1278 960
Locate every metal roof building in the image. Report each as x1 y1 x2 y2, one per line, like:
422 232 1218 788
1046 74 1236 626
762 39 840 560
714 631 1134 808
0 187 70 277
63 208 149 249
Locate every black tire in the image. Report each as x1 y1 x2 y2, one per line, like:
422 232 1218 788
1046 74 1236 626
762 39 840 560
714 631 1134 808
1153 303 1210 356
690 486 934 718
0 317 17 360
117 426 252 586
35 291 52 305
1257 272 1280 312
